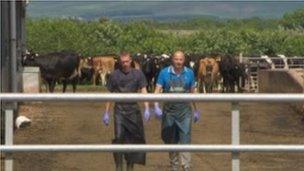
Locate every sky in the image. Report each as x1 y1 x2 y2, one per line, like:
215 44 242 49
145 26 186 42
26 1 304 20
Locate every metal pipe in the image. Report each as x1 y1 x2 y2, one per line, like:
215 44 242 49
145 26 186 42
7 2 17 171
231 102 240 171
10 0 17 93
2 145 304 153
5 110 13 171
1 93 304 102
243 57 304 60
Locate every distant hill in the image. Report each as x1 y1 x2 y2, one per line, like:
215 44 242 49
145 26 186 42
26 1 304 21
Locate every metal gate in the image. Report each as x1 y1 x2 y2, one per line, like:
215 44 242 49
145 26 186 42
1 93 304 171
243 56 304 93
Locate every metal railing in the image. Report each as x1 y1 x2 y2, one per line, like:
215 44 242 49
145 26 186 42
2 93 304 102
242 56 304 92
3 144 304 152
1 93 304 171
243 56 304 69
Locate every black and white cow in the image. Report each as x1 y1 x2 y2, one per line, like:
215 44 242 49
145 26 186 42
23 50 81 93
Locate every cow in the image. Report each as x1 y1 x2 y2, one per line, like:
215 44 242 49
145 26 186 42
78 57 95 84
185 53 204 81
185 53 202 72
219 54 235 93
219 54 247 93
154 54 171 87
23 51 81 93
131 53 159 92
132 53 144 70
79 67 94 84
157 54 171 71
197 56 220 93
79 56 93 68
91 55 116 86
141 54 159 92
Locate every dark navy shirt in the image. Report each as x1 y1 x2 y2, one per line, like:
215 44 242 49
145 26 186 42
107 68 147 93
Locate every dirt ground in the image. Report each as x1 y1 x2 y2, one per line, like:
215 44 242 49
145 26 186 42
2 86 304 171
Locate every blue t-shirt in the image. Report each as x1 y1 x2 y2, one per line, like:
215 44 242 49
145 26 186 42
156 66 195 92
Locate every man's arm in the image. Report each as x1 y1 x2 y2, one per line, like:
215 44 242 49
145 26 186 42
154 85 163 105
153 84 163 118
103 101 112 125
103 73 114 125
105 102 112 113
190 79 200 123
190 86 197 111
153 69 165 118
141 87 149 109
189 70 198 111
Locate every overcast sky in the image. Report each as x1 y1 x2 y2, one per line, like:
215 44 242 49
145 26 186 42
27 1 304 20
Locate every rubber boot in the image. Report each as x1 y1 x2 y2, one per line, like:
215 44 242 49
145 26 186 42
181 152 191 171
127 162 134 171
113 153 123 171
169 152 179 171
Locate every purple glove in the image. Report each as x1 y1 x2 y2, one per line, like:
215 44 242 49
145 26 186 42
144 108 151 122
103 112 110 126
193 110 200 123
154 103 163 119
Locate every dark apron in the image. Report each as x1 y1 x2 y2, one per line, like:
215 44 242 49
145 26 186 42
161 73 192 144
112 70 146 165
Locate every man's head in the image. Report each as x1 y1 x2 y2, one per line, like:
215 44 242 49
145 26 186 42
172 50 185 70
119 51 132 71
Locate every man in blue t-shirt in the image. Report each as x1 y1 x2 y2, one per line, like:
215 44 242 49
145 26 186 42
154 51 201 171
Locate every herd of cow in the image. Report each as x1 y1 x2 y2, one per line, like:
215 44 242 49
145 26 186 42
23 50 303 94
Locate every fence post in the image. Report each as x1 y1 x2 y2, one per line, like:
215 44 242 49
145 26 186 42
231 102 240 171
5 109 13 171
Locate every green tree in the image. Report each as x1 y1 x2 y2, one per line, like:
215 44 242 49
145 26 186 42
281 8 304 30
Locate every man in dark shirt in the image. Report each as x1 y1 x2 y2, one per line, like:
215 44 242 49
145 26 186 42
102 51 150 171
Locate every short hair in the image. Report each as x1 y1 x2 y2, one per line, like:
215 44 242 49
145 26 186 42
172 50 185 58
119 51 131 57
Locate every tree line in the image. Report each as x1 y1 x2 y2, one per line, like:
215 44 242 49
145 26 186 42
26 8 304 57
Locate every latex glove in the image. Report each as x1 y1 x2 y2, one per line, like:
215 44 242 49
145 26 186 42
103 112 110 126
144 108 151 122
193 110 200 123
154 103 163 119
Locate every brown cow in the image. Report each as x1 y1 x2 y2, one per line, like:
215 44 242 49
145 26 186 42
197 57 220 93
91 55 116 86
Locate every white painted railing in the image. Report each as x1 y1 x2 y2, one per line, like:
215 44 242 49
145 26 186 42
1 93 304 102
1 93 304 171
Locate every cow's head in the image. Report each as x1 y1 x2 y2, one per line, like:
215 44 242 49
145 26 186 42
23 50 39 66
189 61 195 69
206 62 213 75
215 55 221 62
80 57 93 68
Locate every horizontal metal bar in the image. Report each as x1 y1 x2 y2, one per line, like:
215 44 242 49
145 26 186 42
243 57 304 60
2 145 304 153
1 93 304 102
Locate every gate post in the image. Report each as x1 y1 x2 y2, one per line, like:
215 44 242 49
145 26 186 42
5 109 13 171
231 102 240 171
